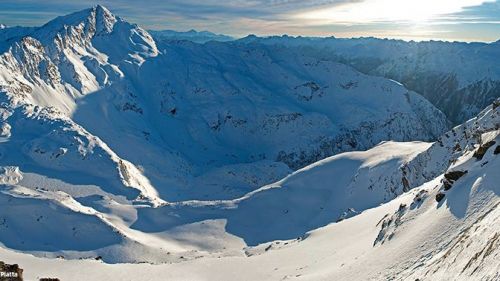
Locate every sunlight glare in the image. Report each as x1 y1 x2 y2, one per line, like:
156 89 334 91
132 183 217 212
296 0 494 24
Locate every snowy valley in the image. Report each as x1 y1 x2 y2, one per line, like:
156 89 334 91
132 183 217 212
0 5 499 281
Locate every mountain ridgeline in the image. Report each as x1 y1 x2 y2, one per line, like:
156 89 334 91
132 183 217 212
0 5 499 281
233 35 500 125
0 5 447 203
149 29 234 43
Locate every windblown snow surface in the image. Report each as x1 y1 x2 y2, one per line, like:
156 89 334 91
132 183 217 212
0 5 499 281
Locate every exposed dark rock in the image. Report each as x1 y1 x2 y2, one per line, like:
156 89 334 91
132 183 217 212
39 278 60 281
493 99 500 109
401 165 410 192
373 205 406 246
494 145 500 155
293 81 323 101
435 192 445 202
339 81 358 90
444 170 468 182
336 208 358 222
402 176 410 192
438 139 444 147
442 169 468 191
121 102 143 114
473 141 496 160
443 180 453 191
378 72 500 125
414 190 428 202
411 190 428 209
275 110 442 170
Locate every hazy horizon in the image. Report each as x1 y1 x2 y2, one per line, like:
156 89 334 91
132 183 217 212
1 0 500 43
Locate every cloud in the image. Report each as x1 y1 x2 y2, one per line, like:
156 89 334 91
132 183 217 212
442 0 500 23
294 0 497 24
0 0 360 23
0 0 499 41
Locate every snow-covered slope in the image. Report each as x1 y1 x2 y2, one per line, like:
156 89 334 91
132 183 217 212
1 100 498 280
0 6 447 203
1 5 496 281
0 5 157 113
130 140 432 247
0 138 431 263
0 99 495 265
237 36 500 124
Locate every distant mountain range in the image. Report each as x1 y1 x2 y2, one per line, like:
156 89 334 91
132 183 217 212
149 29 234 43
147 32 500 125
234 35 500 125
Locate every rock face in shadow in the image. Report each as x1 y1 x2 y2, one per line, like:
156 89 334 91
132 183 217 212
402 99 500 193
435 192 446 202
494 145 500 155
380 74 500 126
443 170 468 191
444 170 468 182
473 141 497 160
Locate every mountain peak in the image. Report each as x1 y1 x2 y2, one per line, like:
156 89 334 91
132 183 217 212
94 4 110 12
92 4 117 34
36 5 117 38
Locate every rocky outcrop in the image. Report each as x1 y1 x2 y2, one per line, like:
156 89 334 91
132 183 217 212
473 141 496 160
403 98 500 191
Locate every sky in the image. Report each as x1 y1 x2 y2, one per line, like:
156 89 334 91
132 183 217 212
0 0 499 42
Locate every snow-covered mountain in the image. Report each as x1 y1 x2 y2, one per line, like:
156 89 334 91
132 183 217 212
149 29 234 43
0 5 498 281
237 36 500 124
0 5 447 204
1 98 498 280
